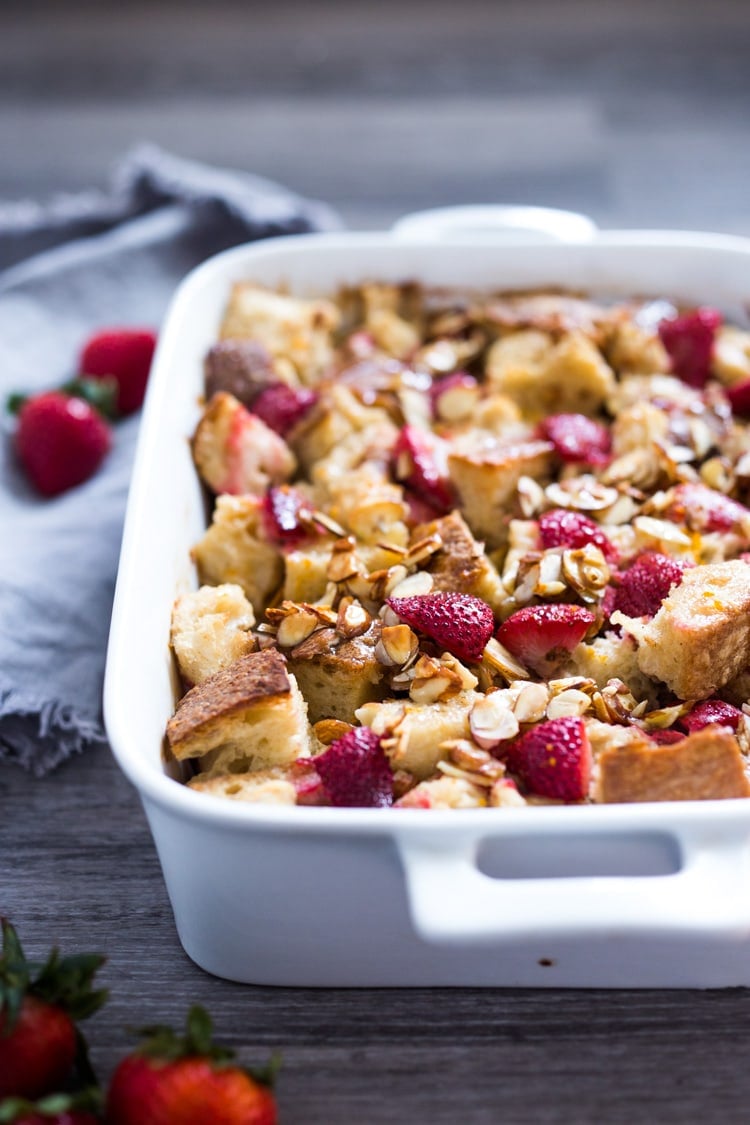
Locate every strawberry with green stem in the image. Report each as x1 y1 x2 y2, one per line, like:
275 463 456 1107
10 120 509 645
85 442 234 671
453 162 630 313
0 1089 101 1125
0 921 106 1100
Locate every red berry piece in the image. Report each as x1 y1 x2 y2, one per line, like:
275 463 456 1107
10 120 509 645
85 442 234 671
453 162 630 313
80 327 157 415
495 604 596 678
262 486 312 547
679 699 743 734
505 716 592 801
392 425 456 515
313 728 393 808
538 508 619 563
614 552 688 619
540 413 612 466
15 392 111 498
658 307 722 388
251 383 318 437
648 729 686 746
387 591 494 664
727 378 750 417
665 482 750 534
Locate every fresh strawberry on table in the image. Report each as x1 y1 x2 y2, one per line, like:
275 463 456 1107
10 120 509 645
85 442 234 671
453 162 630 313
387 591 494 664
495 604 596 678
504 715 592 801
105 1005 277 1125
79 328 157 415
14 392 111 498
0 921 106 1100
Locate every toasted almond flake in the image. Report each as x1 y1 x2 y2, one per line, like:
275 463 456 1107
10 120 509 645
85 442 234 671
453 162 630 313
389 569 435 599
632 514 692 548
599 492 640 526
377 624 420 667
535 552 566 597
470 692 520 748
439 652 479 692
276 608 320 647
436 760 495 788
637 701 692 731
409 674 456 705
290 626 340 659
700 457 735 494
406 533 444 566
381 564 410 596
336 599 371 639
379 604 402 627
313 718 353 745
512 681 550 723
311 510 347 537
546 478 619 512
482 636 530 682
327 549 361 583
517 474 545 518
546 689 592 720
561 545 610 599
549 676 597 695
443 738 502 775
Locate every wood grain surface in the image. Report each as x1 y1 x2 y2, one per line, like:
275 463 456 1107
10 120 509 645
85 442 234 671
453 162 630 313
4 1 750 1121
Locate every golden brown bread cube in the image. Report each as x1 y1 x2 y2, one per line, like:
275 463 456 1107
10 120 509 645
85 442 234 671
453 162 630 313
356 691 480 780
188 767 297 805
412 510 508 614
486 329 615 417
595 727 750 803
285 623 387 724
220 282 340 383
192 392 296 496
170 583 256 687
448 440 554 550
166 649 309 770
635 561 750 699
192 494 283 616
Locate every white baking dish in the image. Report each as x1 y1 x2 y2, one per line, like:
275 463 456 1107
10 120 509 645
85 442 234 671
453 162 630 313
104 207 750 988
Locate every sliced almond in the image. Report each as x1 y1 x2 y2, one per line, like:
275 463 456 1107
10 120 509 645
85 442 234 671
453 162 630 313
376 624 419 667
546 478 619 512
512 681 550 723
482 636 530 682
470 692 519 748
389 569 435 599
313 718 353 746
336 598 371 639
276 608 320 648
546 689 592 719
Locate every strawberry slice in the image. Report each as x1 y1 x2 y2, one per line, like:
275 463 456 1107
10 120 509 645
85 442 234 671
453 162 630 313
312 727 393 808
505 716 591 801
251 383 318 438
262 485 313 547
648 729 686 745
727 378 750 417
495 604 595 677
658 307 722 388
540 413 611 466
538 508 619 564
679 699 743 734
614 552 688 618
664 482 750 534
386 591 494 664
392 425 455 514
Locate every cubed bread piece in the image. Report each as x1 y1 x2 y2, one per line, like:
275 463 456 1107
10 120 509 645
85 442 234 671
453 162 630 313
448 440 554 550
356 691 480 779
292 386 393 474
286 623 387 724
192 494 283 615
483 292 616 339
607 373 703 415
611 402 670 456
595 727 750 803
413 510 509 615
189 767 297 805
712 326 750 386
203 339 281 406
171 583 256 687
571 632 659 706
605 320 670 375
192 392 296 496
636 561 750 699
486 330 615 417
166 649 309 769
220 282 340 383
320 466 409 546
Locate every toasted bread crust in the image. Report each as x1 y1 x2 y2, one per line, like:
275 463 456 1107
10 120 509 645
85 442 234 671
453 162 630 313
167 649 290 749
596 726 750 803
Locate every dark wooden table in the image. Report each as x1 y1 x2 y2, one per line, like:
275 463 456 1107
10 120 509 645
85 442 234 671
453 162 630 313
4 2 750 1120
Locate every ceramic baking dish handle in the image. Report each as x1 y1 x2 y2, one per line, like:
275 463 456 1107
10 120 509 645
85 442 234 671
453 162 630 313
391 204 598 243
398 823 750 943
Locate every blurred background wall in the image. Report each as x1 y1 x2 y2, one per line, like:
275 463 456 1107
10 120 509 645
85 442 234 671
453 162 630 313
2 0 750 231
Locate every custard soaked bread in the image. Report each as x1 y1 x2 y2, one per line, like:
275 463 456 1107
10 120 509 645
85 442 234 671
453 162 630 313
166 283 750 808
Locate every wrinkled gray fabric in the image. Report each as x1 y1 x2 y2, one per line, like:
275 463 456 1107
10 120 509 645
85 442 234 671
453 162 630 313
0 147 339 775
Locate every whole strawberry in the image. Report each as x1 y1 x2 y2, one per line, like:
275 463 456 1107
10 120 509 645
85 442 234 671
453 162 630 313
0 1090 101 1125
495 604 596 678
106 1006 277 1125
386 591 494 664
0 921 106 1100
505 716 592 801
79 328 157 415
614 552 688 618
15 393 111 498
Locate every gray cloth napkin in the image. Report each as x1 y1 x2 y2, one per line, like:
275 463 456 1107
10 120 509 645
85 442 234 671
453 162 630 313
0 146 340 775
